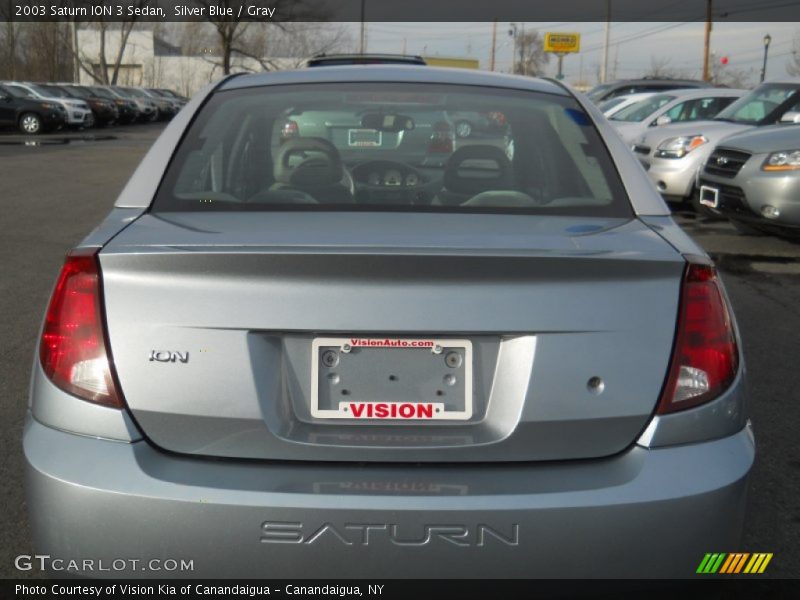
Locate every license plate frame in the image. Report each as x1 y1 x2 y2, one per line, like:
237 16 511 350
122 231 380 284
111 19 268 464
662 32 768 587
348 128 382 147
310 337 473 421
699 185 720 208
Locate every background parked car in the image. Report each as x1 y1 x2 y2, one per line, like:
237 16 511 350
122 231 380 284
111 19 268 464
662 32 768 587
698 124 800 237
598 92 655 117
153 88 188 104
587 77 713 103
2 82 93 129
116 86 160 122
609 88 744 145
0 83 66 134
84 86 139 124
35 83 118 127
147 88 186 114
633 79 800 209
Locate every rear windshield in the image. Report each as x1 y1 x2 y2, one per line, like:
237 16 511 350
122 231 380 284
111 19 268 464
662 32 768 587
152 83 631 217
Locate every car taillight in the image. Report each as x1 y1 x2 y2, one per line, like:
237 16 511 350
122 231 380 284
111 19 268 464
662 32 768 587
657 261 738 414
281 120 299 142
40 249 124 408
428 121 454 153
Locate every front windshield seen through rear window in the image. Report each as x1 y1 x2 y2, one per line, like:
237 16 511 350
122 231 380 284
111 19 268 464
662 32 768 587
714 84 800 124
153 82 630 217
610 94 675 122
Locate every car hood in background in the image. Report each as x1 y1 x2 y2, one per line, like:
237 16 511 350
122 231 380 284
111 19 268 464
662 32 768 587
713 123 800 153
637 120 753 148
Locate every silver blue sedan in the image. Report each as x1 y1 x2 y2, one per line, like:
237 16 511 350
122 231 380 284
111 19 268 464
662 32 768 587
25 66 752 578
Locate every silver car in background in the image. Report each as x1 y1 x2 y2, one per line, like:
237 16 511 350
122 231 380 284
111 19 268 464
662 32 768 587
635 79 800 208
25 66 752 578
597 91 655 117
610 88 744 145
698 124 800 236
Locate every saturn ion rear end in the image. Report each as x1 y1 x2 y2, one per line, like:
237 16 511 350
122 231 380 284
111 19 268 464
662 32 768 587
24 66 753 579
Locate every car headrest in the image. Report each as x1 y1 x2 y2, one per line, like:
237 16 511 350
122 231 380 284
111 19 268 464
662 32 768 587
443 145 514 195
274 137 343 188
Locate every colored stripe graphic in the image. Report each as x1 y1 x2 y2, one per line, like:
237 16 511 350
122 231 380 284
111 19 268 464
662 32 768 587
699 552 773 574
719 554 735 574
697 553 727 574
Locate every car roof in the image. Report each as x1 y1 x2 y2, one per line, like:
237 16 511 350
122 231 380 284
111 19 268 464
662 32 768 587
762 77 800 85
219 65 569 96
606 78 712 86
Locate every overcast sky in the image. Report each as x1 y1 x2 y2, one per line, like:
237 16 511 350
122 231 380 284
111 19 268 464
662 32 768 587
353 22 799 85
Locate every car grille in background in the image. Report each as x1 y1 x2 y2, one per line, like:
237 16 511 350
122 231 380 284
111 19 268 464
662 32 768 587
633 145 651 155
697 179 753 217
704 148 751 178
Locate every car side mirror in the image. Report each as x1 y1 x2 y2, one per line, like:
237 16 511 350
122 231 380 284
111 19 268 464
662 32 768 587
655 115 672 126
779 111 800 124
0 93 9 102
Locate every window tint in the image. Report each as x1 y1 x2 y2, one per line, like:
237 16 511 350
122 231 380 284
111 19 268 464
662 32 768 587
610 94 675 122
662 96 737 123
3 85 34 99
715 84 799 124
153 83 630 217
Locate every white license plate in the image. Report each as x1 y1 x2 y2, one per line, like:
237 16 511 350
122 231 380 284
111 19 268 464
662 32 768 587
310 337 473 421
699 185 719 208
348 129 382 147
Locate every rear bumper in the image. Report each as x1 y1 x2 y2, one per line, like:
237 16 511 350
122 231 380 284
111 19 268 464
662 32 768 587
24 415 754 579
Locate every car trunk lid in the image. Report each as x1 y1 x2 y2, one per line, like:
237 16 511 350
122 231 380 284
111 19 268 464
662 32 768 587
100 211 684 462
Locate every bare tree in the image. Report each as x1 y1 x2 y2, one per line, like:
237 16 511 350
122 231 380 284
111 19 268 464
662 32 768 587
786 33 800 76
1 0 18 79
24 23 73 81
513 30 550 77
198 0 330 74
711 56 755 88
641 56 690 79
228 22 351 72
54 1 146 84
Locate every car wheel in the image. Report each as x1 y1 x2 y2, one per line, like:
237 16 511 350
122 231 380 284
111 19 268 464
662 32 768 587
455 120 473 138
147 110 159 123
19 113 43 135
84 113 95 128
729 219 766 236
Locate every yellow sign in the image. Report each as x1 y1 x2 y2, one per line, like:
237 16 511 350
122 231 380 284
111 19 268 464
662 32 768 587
544 33 581 54
423 56 480 69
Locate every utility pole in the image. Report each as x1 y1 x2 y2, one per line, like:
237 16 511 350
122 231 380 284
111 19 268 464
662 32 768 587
490 19 497 71
359 0 366 53
601 0 611 83
703 0 712 81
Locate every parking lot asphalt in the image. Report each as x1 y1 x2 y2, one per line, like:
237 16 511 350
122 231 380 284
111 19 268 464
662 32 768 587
1 125 799 578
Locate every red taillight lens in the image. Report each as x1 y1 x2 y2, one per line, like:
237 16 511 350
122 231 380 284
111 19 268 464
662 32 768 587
281 120 299 142
428 121 454 153
40 249 124 408
657 262 738 414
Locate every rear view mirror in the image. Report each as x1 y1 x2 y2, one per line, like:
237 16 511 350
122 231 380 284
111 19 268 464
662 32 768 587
655 115 672 126
361 113 415 133
779 111 800 124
